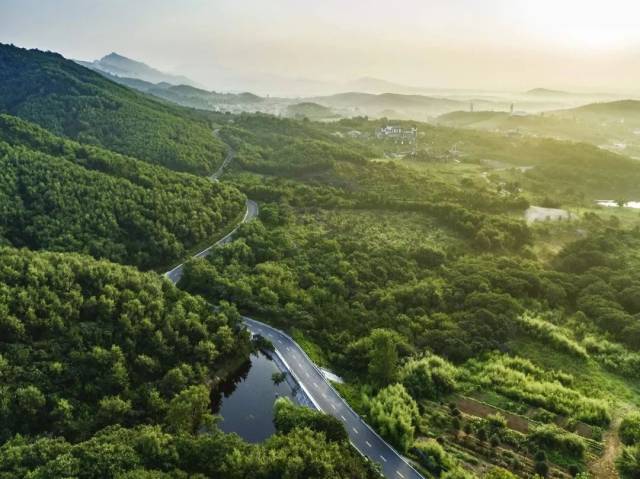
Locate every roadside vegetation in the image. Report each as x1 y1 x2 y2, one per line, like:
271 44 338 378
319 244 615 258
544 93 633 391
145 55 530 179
179 112 640 478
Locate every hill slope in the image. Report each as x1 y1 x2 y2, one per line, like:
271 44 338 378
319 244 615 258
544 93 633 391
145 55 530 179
0 43 226 174
0 114 245 269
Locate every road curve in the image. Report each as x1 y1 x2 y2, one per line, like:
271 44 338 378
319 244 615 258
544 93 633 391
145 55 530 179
244 317 425 479
164 199 259 284
210 130 234 181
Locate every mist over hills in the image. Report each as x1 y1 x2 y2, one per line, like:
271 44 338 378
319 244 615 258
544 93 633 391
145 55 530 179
69 51 639 126
79 52 198 86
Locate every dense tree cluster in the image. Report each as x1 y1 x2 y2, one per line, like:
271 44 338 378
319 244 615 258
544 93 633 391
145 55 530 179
0 43 226 174
0 247 249 442
0 115 245 269
0 385 377 479
218 113 370 176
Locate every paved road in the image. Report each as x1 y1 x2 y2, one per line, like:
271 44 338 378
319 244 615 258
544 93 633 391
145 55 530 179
243 317 425 479
210 130 233 181
164 199 259 284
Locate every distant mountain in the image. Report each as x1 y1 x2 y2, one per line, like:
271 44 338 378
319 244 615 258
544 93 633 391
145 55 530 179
525 88 573 97
310 92 467 119
343 77 430 95
93 70 264 110
286 102 338 119
0 43 226 174
82 52 197 86
568 99 640 116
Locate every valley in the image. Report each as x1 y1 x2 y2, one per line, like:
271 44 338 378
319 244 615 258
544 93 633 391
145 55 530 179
1 31 640 479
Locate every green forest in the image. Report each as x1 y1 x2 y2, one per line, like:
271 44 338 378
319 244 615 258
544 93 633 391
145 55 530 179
0 114 245 269
0 44 226 174
2 42 640 479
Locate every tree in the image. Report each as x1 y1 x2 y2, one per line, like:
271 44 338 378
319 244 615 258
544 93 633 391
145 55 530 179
15 385 46 416
367 384 419 453
368 329 400 387
165 385 215 434
97 395 132 427
273 397 348 443
399 355 458 401
272 372 287 386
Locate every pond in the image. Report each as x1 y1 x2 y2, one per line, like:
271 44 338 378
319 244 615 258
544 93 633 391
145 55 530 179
211 351 295 443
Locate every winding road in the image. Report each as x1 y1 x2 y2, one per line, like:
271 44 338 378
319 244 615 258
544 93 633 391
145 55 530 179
244 317 425 479
164 199 258 284
164 141 425 479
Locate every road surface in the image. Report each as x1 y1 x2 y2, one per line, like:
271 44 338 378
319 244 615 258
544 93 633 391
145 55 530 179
164 199 259 284
210 130 234 181
244 317 425 479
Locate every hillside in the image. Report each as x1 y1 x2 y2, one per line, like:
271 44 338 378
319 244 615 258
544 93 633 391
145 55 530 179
565 99 640 117
0 114 246 269
437 100 640 160
179 112 640 478
286 102 337 119
0 43 226 174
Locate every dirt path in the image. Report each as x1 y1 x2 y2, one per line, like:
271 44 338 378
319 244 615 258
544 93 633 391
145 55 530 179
590 415 622 479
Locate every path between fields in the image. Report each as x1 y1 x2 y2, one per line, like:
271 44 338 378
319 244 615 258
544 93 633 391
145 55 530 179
590 415 622 479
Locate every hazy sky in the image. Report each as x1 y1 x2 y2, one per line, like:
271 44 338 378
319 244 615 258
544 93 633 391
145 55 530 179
2 0 640 95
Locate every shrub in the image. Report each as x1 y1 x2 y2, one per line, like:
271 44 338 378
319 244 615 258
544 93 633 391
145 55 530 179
617 444 640 479
517 314 588 359
534 460 549 477
366 384 419 453
413 438 454 475
528 425 586 459
399 354 458 401
620 412 640 446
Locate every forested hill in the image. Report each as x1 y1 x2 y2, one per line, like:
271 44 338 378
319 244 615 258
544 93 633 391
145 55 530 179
0 247 251 442
0 246 377 477
0 114 246 269
0 43 226 175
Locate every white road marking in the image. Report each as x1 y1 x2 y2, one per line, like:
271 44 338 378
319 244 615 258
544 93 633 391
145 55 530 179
331 403 337 410
340 415 346 421
298 362 303 368
313 382 318 388
352 427 359 434
397 472 405 478
380 455 387 463
365 441 372 448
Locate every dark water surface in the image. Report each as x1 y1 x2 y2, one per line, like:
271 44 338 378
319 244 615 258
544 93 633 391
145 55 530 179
211 351 294 442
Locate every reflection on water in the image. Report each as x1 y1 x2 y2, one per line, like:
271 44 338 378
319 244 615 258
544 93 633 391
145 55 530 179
211 351 294 443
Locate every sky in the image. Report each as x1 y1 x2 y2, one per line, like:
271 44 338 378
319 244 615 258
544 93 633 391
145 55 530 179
1 0 640 95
